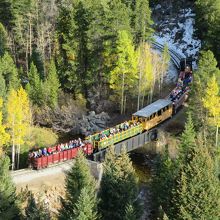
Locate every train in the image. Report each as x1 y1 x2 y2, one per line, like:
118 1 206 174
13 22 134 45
29 58 192 169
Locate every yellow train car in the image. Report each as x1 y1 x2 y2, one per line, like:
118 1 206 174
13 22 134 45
132 99 173 131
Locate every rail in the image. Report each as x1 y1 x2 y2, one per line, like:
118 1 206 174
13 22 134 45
151 41 183 69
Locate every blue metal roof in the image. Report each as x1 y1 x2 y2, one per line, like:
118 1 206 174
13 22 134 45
133 99 172 118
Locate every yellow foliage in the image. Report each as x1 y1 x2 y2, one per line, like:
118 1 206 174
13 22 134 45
7 87 32 147
0 97 10 147
203 75 220 127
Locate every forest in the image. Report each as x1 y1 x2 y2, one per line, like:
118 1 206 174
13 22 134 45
0 0 220 219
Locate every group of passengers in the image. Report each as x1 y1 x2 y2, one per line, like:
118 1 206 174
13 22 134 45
98 121 140 141
169 72 192 102
30 138 84 158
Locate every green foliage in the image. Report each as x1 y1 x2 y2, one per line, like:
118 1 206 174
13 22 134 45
134 0 153 44
195 0 220 63
24 126 58 149
171 144 220 220
124 203 137 220
56 1 78 94
27 62 43 106
99 146 141 220
44 60 60 108
0 71 6 98
0 155 19 219
195 50 220 86
151 147 178 217
178 113 196 164
59 150 97 220
0 22 8 57
0 52 20 91
72 187 99 220
110 30 138 114
24 191 51 220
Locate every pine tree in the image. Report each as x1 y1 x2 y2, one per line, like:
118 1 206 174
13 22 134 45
178 113 196 164
171 144 220 220
195 50 220 88
110 30 138 114
59 150 97 220
133 0 153 45
0 72 6 98
72 187 99 220
202 75 220 147
0 52 20 91
124 204 137 220
0 154 19 219
27 62 43 106
25 191 51 220
0 22 8 57
99 146 141 220
44 60 60 108
56 0 79 94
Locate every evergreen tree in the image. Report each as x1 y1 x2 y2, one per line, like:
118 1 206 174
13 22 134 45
27 62 43 106
72 187 99 220
0 22 8 57
151 146 178 217
133 0 153 45
56 0 79 94
110 30 138 114
0 52 20 91
59 150 96 220
195 50 220 87
124 204 137 220
0 154 19 219
0 72 6 98
171 144 220 220
25 191 51 220
44 60 60 108
178 113 196 164
99 146 141 220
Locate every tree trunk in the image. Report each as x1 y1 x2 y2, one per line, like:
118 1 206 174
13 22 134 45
216 125 219 147
11 143 15 171
121 73 125 114
17 143 20 170
137 77 140 111
124 95 126 114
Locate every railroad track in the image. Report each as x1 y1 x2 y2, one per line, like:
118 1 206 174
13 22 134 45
151 41 183 69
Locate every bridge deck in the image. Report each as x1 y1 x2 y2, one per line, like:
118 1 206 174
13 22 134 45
93 129 157 161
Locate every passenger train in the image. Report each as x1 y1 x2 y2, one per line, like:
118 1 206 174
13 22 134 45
29 58 192 169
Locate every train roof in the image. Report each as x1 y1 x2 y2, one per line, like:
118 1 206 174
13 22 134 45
133 99 172 118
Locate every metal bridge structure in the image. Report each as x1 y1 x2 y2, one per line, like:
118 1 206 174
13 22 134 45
92 129 158 161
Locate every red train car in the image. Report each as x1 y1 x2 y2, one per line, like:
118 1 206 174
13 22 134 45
29 143 93 169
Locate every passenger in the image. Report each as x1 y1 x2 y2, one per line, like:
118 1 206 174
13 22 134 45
56 145 61 152
38 149 42 157
42 148 47 156
47 147 52 155
65 143 69 150
60 143 65 151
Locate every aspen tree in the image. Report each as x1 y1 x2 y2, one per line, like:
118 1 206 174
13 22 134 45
7 87 31 170
110 30 138 114
203 75 220 147
137 42 153 110
160 44 170 94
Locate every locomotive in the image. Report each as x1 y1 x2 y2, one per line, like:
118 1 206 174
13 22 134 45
29 58 192 169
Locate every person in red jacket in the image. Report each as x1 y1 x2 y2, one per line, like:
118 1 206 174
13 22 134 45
47 147 52 155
